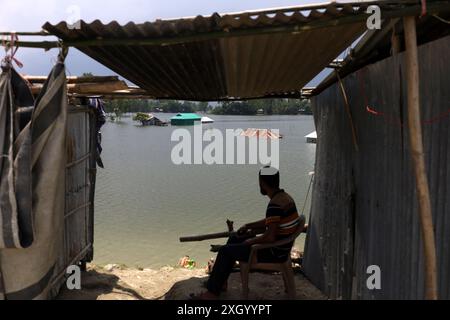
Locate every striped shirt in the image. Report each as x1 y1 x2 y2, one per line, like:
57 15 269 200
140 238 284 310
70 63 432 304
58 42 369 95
265 189 302 251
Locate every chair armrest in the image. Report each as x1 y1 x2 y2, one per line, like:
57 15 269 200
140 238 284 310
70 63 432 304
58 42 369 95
247 236 297 264
247 219 305 264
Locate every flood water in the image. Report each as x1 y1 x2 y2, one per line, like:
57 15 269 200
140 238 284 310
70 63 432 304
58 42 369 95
94 114 316 268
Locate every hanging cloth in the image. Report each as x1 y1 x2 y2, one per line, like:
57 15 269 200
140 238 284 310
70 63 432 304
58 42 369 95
0 65 35 248
0 59 68 299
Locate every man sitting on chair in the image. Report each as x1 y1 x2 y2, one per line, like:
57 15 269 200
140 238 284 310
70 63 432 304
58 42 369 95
195 166 305 299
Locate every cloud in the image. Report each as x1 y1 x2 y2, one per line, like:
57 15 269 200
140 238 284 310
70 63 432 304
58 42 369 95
0 0 59 30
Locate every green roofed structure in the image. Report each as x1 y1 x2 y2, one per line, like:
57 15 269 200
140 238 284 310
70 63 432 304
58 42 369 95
170 113 202 126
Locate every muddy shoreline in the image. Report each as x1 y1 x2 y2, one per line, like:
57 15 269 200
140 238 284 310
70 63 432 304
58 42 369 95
57 263 325 300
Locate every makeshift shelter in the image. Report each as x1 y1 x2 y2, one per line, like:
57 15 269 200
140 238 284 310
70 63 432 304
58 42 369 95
1 0 449 300
303 14 450 299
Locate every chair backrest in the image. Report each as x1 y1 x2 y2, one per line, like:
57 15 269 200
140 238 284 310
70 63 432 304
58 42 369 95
288 215 306 241
273 214 306 247
248 214 307 255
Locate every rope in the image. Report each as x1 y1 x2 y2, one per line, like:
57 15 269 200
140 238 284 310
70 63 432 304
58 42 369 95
432 14 450 24
358 69 450 126
1 33 23 68
422 109 450 125
358 69 403 127
300 173 314 217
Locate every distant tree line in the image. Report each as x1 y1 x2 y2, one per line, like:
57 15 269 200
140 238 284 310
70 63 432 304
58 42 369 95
103 98 311 116
81 70 312 116
103 100 209 115
211 99 311 115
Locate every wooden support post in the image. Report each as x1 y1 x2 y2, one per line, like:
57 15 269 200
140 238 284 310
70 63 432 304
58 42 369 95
403 16 438 300
391 25 401 55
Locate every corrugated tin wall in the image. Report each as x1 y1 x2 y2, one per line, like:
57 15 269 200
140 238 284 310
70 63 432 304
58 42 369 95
50 105 96 297
303 35 450 299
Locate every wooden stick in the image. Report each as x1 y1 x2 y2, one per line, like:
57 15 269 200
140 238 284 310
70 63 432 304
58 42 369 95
30 81 129 95
0 31 50 36
180 231 235 242
181 219 236 242
391 26 401 55
403 16 438 300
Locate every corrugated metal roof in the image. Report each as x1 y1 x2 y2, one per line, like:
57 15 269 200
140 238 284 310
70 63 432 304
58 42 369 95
43 1 434 101
310 1 450 96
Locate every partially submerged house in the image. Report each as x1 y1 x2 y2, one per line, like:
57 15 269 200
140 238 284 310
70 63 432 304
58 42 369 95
240 128 283 140
134 112 168 126
170 113 202 126
1 0 449 299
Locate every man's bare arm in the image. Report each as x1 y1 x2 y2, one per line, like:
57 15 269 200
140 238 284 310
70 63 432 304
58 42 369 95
238 219 267 235
244 223 277 246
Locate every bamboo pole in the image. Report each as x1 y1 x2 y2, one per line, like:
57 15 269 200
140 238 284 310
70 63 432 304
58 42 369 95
403 16 438 300
30 81 129 95
2 40 60 50
0 31 50 36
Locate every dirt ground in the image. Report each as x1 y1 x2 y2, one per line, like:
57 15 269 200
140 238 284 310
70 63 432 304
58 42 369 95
57 264 326 300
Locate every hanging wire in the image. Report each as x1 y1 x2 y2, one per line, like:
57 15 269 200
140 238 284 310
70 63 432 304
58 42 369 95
432 14 450 24
336 71 359 152
300 172 314 216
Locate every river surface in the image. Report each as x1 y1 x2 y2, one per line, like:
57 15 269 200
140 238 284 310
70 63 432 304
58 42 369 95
94 114 316 268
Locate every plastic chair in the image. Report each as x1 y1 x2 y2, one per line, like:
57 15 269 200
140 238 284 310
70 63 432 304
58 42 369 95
239 217 305 299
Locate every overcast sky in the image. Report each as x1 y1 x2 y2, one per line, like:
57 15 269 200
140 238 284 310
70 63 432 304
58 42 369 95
0 0 338 89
